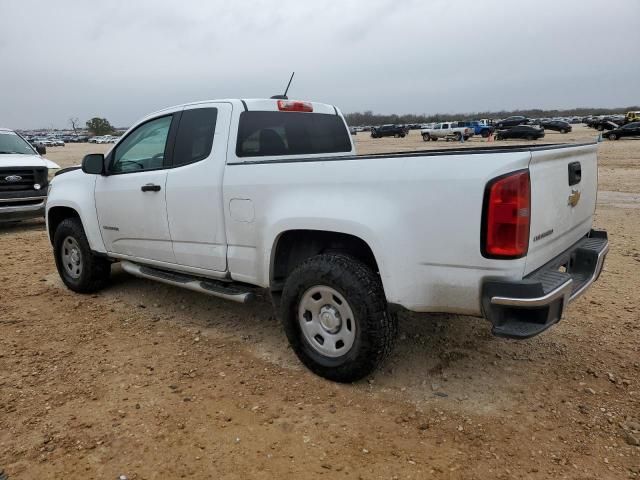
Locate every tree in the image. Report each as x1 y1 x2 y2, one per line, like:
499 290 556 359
86 117 114 136
68 117 80 133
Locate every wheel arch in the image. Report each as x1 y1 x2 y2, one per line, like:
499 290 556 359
47 206 81 245
269 229 382 298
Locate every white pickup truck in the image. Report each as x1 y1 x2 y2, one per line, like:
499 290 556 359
421 122 474 142
1 128 59 223
46 98 609 382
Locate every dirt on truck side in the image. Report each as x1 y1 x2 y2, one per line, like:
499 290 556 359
1 126 639 479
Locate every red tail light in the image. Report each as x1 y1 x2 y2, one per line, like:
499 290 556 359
277 100 313 112
482 170 530 258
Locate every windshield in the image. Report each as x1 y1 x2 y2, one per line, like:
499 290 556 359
0 131 36 155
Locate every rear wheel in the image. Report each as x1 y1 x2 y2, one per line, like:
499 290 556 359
430 136 438 141
454 132 462 141
53 218 111 293
481 130 490 138
280 254 397 382
609 133 618 140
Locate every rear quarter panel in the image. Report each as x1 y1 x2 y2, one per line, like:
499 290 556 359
223 150 532 314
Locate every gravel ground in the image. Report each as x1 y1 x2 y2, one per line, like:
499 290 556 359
1 126 638 479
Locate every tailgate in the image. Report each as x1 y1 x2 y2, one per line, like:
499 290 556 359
524 143 599 275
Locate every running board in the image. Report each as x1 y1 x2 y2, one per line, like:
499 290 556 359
120 261 255 304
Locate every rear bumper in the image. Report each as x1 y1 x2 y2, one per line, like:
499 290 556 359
481 229 608 339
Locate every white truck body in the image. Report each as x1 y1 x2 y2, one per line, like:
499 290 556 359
45 98 608 381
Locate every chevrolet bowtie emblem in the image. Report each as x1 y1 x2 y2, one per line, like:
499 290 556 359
568 189 581 207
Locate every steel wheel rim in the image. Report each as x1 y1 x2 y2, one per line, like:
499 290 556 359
61 236 83 279
298 286 356 358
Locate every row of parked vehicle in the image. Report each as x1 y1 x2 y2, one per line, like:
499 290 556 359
88 135 119 144
363 110 640 143
583 111 640 140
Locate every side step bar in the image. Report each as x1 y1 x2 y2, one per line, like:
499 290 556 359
120 261 255 304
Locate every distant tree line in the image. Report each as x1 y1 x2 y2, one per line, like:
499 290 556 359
344 106 640 126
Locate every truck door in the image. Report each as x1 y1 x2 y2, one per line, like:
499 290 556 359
95 114 176 263
165 102 232 272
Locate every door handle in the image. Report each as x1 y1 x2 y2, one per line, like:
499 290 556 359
141 183 161 192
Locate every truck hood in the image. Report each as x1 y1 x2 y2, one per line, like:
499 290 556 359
0 154 60 169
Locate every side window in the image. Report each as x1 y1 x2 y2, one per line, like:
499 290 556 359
111 116 172 173
434 125 441 130
173 108 218 167
443 124 449 129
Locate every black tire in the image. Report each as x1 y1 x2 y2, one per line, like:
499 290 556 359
560 128 566 134
608 133 617 140
463 135 470 141
53 217 111 293
454 132 462 141
280 254 397 383
400 133 405 138
481 130 490 138
526 135 535 140
422 134 429 142
430 136 438 141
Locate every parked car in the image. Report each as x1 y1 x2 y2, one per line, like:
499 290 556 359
606 122 640 140
594 119 620 131
371 124 406 138
540 120 572 133
495 116 529 129
421 122 474 141
0 128 59 222
625 111 640 124
495 125 545 140
46 98 608 382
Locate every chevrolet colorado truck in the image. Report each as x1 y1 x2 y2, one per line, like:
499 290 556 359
1 128 59 223
46 98 609 382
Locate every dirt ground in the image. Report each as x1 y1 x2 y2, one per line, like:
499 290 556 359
1 126 638 479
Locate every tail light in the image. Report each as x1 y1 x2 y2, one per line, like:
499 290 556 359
482 170 530 258
277 100 313 112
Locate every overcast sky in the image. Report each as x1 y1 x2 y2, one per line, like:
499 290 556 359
1 0 639 128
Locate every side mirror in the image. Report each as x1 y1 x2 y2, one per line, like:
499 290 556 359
36 144 46 155
82 153 106 175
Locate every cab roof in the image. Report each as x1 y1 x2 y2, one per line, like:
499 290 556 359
147 98 338 118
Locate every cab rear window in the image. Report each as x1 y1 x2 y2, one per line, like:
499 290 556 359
236 111 351 157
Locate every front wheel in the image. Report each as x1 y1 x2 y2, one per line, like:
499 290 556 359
422 134 429 142
280 254 397 382
608 133 618 140
53 218 111 293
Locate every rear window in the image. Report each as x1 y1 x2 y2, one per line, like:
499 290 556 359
236 111 351 157
173 108 217 166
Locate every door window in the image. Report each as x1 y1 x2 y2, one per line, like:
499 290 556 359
173 108 218 167
111 115 172 173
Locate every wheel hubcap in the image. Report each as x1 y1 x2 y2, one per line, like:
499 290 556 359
298 286 356 358
61 236 83 279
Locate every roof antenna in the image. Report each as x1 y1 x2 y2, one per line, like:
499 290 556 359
271 72 295 100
